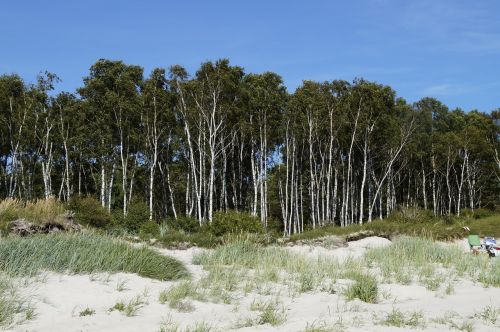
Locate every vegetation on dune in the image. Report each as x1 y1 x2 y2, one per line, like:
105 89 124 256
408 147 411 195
207 211 265 237
290 209 500 242
0 232 189 280
0 275 34 327
375 308 426 329
366 236 500 287
193 239 375 302
0 198 67 234
343 273 378 303
67 196 111 228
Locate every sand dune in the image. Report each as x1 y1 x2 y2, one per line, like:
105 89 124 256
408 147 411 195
6 237 500 332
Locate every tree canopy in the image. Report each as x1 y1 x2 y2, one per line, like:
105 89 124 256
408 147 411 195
0 58 498 233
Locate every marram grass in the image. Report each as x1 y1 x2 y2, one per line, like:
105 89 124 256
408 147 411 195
365 236 500 287
0 232 189 280
0 274 34 327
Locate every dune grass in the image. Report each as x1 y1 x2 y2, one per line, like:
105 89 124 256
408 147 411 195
0 275 34 327
343 273 378 303
375 308 426 328
365 236 500 287
159 281 206 311
193 239 375 302
0 232 189 280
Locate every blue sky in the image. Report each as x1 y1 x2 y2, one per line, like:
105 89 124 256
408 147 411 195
1 0 499 112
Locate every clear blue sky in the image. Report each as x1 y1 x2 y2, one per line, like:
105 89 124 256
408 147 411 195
1 0 499 112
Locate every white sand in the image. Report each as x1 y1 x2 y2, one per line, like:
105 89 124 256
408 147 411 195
286 236 392 260
6 238 500 332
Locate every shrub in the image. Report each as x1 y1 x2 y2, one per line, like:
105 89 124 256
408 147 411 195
209 211 264 236
139 220 160 238
159 230 221 248
67 196 111 228
467 215 500 238
472 208 494 219
168 216 200 233
266 217 283 234
387 207 434 223
123 201 149 232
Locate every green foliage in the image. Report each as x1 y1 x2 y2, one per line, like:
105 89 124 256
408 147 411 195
386 207 435 223
366 236 500 287
79 307 95 317
193 239 366 298
473 305 500 325
139 220 160 238
257 301 287 326
465 214 500 237
168 216 200 233
377 308 426 328
159 281 204 312
67 196 111 228
208 211 264 236
462 208 495 219
265 217 283 234
290 213 500 243
344 273 378 303
0 232 189 280
159 230 221 248
109 296 146 317
123 201 149 232
1 60 499 236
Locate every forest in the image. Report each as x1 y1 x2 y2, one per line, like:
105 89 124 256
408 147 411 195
0 58 498 235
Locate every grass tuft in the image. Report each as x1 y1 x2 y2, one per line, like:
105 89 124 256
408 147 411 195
376 308 426 328
159 281 205 310
79 307 95 317
344 273 378 303
109 295 146 317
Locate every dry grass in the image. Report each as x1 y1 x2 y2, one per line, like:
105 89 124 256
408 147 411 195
0 198 67 235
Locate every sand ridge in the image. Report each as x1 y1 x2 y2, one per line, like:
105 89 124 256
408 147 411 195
6 237 500 332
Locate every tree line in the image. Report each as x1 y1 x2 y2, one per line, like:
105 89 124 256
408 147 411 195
0 59 498 234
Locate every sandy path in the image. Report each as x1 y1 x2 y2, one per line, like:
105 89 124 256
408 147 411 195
6 238 500 332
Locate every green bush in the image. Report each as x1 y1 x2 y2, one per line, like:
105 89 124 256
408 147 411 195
387 207 435 223
159 230 221 248
473 208 494 219
462 208 494 219
67 196 111 228
208 211 264 236
139 220 160 238
123 201 149 232
467 215 500 238
266 217 283 234
168 216 200 233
